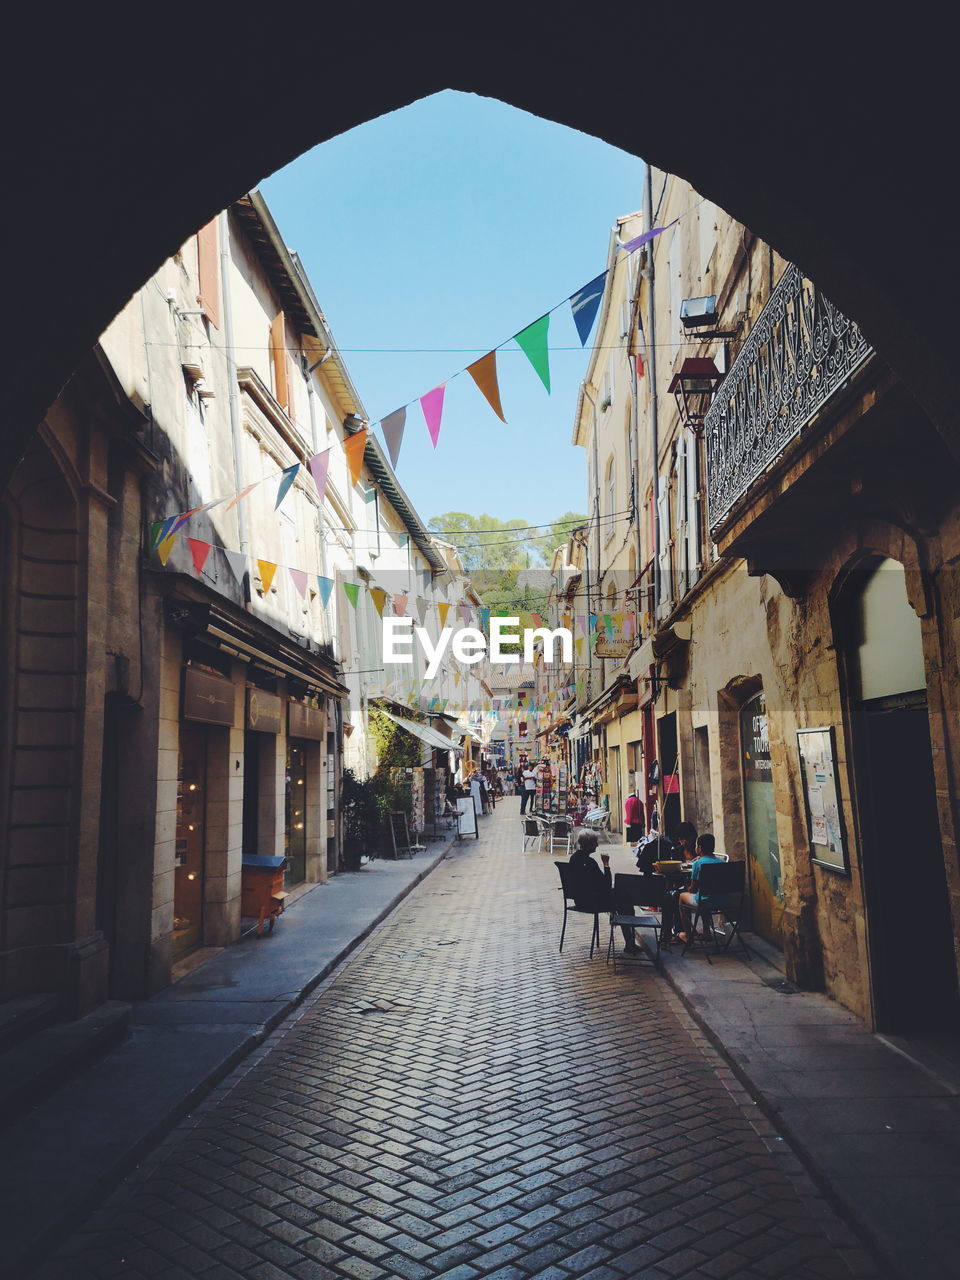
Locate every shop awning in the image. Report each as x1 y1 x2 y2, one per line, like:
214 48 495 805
378 708 463 753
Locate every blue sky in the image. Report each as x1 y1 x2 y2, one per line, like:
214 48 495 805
261 91 646 531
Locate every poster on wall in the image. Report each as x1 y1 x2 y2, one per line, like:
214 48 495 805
797 726 849 873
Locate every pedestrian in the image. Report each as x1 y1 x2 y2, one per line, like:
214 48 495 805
566 831 639 954
624 789 645 843
468 770 484 817
658 821 699 941
519 763 537 814
676 834 737 944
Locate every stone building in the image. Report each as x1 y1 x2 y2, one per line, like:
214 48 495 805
0 187 478 1021
607 169 960 1033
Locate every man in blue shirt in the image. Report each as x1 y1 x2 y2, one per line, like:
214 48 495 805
676 833 737 944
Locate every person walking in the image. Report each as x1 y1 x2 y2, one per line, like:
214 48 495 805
519 763 538 814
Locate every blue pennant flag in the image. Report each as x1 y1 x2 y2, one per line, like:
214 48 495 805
569 272 607 346
275 463 299 509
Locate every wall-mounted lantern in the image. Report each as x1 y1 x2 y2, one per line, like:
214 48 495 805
667 357 723 433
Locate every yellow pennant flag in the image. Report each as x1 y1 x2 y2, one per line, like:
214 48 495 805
575 637 584 656
437 602 450 627
257 560 277 593
157 532 177 565
466 350 506 423
370 587 387 616
344 427 368 487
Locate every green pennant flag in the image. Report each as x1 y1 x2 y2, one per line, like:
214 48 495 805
514 314 551 393
343 582 360 609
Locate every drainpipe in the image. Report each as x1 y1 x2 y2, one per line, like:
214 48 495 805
219 209 250 604
642 164 661 618
580 381 604 699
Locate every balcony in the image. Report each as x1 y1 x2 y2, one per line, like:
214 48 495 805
705 264 873 537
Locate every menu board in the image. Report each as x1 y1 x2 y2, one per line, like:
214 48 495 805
797 726 849 873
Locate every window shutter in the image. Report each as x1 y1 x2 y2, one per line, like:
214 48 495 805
270 312 289 412
656 475 672 611
197 219 220 329
286 355 300 424
675 436 688 593
686 431 700 585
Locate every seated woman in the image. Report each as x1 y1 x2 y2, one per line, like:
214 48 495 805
676 833 736 943
567 831 639 955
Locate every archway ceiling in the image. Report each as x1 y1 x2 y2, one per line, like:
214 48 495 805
5 10 956 483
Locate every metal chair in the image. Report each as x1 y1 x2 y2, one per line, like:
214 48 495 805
680 860 752 962
554 861 601 956
522 817 542 852
606 872 667 972
542 816 573 857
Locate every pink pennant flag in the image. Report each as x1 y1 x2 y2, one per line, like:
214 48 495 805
308 449 330 501
393 594 408 617
288 567 308 597
420 384 446 448
457 604 471 624
187 538 211 576
225 480 260 512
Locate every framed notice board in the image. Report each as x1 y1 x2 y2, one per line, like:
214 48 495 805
797 727 849 873
456 797 478 839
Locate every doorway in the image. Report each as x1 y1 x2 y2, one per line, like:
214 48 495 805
845 558 959 1032
174 722 207 958
657 712 680 834
739 690 784 947
285 742 307 886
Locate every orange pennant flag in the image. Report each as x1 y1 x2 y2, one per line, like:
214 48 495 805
437 602 451 628
257 560 277 593
466 350 506 423
370 587 387 616
344 427 367 487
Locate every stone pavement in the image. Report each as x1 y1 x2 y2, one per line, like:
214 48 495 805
27 802 885 1280
0 837 456 1280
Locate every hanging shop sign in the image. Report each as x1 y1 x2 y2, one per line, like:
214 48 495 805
183 666 235 727
246 687 283 734
288 700 325 741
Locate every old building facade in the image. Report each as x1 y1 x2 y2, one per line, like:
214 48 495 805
566 170 960 1032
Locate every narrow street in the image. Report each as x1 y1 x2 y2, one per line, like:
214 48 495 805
37 802 879 1280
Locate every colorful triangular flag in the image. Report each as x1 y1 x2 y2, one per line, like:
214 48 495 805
343 582 360 609
415 597 429 626
618 220 678 255
223 549 247 584
393 594 408 617
225 480 259 512
257 560 277 594
344 428 367 488
275 463 299 509
420 384 446 448
316 575 334 607
370 587 387 617
308 449 330 501
157 532 177 566
381 408 406 470
288 567 308 597
514 314 551 393
569 273 607 346
466 351 506 423
187 538 211 576
437 602 450 627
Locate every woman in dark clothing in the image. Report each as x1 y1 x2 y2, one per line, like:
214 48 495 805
567 832 638 953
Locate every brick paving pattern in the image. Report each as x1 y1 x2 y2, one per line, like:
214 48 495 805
36 803 883 1280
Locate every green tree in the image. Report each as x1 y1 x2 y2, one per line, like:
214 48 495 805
540 511 587 562
427 512 535 572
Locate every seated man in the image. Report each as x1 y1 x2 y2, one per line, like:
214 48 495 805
567 831 640 955
677 833 737 944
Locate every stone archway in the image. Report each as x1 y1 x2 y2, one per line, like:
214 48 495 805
4 11 959 484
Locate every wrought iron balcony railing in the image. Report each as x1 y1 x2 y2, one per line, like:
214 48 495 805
705 263 873 533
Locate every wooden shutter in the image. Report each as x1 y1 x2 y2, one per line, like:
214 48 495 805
675 436 688 594
686 431 700 585
656 475 672 612
197 219 220 329
270 312 289 412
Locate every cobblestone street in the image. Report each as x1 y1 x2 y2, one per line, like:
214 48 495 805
36 802 882 1280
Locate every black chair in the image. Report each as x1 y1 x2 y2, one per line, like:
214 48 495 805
680 860 752 962
522 817 542 852
606 872 667 973
554 861 601 957
544 817 573 857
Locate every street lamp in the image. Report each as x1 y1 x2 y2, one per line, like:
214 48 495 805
667 357 723 433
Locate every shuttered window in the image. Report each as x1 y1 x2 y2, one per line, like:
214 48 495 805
270 312 291 413
197 219 220 329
